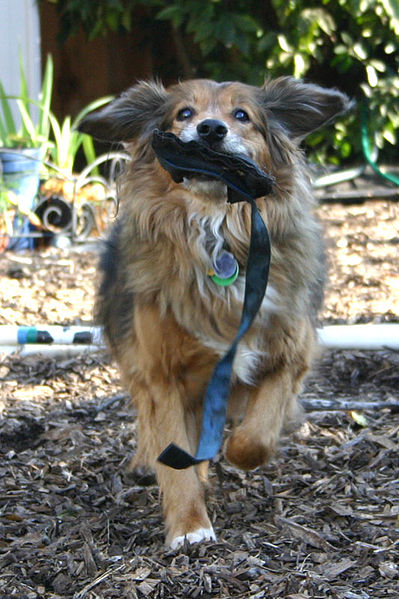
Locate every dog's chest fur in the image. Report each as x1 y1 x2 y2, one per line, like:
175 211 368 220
166 208 279 384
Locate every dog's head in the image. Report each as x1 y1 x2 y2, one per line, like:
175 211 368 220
79 77 351 193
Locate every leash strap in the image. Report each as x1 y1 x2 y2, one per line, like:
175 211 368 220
158 196 271 469
151 129 272 469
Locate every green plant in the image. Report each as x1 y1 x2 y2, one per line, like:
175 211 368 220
0 181 41 230
0 182 10 213
0 53 54 151
48 95 113 173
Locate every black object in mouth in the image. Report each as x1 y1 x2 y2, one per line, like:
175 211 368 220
151 129 274 203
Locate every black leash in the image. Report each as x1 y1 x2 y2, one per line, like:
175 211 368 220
152 130 273 469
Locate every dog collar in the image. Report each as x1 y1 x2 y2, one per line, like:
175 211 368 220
152 130 273 470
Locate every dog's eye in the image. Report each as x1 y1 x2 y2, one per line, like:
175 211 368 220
233 109 250 123
177 107 194 121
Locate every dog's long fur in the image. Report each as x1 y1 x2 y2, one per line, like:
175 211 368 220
79 77 351 548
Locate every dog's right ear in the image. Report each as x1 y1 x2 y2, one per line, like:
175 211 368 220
78 80 169 142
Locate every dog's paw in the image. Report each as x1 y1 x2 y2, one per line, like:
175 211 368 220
169 527 217 550
224 431 273 470
127 455 156 485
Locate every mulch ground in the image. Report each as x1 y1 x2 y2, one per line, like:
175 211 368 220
0 192 398 598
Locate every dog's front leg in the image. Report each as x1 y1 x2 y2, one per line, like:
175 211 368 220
128 305 216 547
134 380 216 549
225 324 316 470
224 366 296 470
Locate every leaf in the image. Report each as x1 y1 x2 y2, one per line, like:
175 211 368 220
16 100 37 146
353 43 368 60
334 44 348 55
278 34 292 53
366 65 378 87
380 0 399 34
60 116 73 170
214 17 236 46
383 128 396 144
0 81 17 142
258 32 277 52
234 14 258 34
294 53 307 78
369 58 386 72
341 31 353 45
17 49 34 145
234 31 250 56
156 5 184 27
300 8 336 36
121 10 132 31
350 411 368 427
105 10 119 31
81 135 97 171
38 54 54 142
18 48 29 115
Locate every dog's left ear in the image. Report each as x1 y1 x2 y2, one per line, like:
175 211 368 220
261 77 353 139
78 80 169 142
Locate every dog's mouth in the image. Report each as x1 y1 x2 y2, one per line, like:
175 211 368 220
151 129 274 204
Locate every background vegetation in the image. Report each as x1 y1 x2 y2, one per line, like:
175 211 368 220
47 0 398 164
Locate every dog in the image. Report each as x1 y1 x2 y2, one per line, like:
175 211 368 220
79 77 351 549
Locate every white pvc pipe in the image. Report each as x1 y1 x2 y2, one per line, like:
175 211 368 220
0 325 103 346
0 344 101 358
0 324 398 356
318 324 399 350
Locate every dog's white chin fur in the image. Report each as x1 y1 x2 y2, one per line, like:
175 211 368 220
169 526 217 549
182 177 227 201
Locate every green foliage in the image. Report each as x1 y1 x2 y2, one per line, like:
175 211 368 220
0 53 54 150
49 0 140 42
156 1 259 57
0 48 112 181
48 96 113 173
0 182 12 214
45 0 399 163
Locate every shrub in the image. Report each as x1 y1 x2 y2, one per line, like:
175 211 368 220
45 0 399 164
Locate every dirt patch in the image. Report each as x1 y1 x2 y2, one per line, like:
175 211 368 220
0 198 398 598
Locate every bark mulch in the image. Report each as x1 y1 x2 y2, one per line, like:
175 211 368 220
0 198 398 598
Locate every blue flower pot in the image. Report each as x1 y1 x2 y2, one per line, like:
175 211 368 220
0 148 42 250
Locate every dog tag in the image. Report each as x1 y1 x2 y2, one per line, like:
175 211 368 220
209 251 239 286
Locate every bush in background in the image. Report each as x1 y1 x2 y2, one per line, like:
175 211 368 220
46 0 399 164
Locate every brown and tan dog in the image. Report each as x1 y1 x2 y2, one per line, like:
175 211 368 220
79 77 350 548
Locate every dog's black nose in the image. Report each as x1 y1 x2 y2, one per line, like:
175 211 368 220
197 119 228 145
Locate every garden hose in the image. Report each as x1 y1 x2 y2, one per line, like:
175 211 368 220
361 99 399 186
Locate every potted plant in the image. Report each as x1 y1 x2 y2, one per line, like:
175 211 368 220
41 94 112 199
0 53 53 249
37 95 115 240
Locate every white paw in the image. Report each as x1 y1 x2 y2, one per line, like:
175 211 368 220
169 527 217 549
